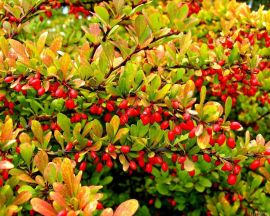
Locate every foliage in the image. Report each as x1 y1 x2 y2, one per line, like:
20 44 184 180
1 0 270 215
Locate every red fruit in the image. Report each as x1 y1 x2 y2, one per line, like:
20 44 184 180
145 163 152 173
192 155 198 162
161 162 168 172
121 145 130 154
218 60 225 66
55 88 64 98
174 125 182 135
106 159 113 168
148 199 154 205
230 122 242 131
189 128 196 138
96 163 103 172
65 99 76 109
81 113 88 119
172 101 179 109
69 89 78 98
96 202 103 210
14 83 22 92
119 99 128 109
90 105 98 114
178 156 186 164
171 153 178 163
104 113 112 122
227 137 236 149
30 79 41 90
221 162 233 171
154 156 163 164
65 142 73 151
203 154 211 163
153 112 162 122
57 210 68 216
2 170 8 180
213 124 221 132
74 153 80 162
79 161 87 171
87 140 93 147
233 164 241 175
90 151 97 159
188 170 195 177
106 103 114 112
168 131 175 142
129 161 137 170
183 113 190 121
45 10 52 18
171 199 177 207
217 134 226 146
38 87 45 96
16 146 20 154
140 114 150 125
120 114 128 125
29 210 35 216
227 174 237 185
108 144 116 153
249 159 260 170
102 153 110 161
160 121 169 130
4 76 14 83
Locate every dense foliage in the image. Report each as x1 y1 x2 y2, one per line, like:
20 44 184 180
1 0 270 215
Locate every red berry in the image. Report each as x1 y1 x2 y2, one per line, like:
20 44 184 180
29 210 35 216
249 159 260 170
129 161 137 170
172 101 179 109
119 100 128 109
160 121 169 130
2 170 8 180
192 155 198 162
168 131 175 142
171 153 178 163
57 210 68 216
38 87 45 96
188 170 195 177
217 134 226 146
230 122 242 131
4 76 14 83
65 142 73 151
106 103 114 112
233 164 241 175
153 112 162 122
96 163 103 172
227 174 237 185
106 159 113 168
227 137 236 149
96 202 103 210
140 114 150 125
121 145 130 154
203 154 211 163
79 161 87 171
87 140 93 147
145 163 152 173
108 144 116 153
69 89 78 98
213 124 221 132
183 113 190 121
65 99 76 110
221 162 233 171
120 114 128 125
161 162 168 172
173 125 182 135
102 153 110 161
55 87 64 98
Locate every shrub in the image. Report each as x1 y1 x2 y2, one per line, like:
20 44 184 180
1 0 270 215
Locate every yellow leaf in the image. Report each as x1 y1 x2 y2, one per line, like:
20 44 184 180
59 54 71 78
61 158 74 196
0 118 13 143
37 32 48 54
9 39 29 64
197 129 211 149
31 120 44 145
184 158 195 172
31 198 57 216
119 154 129 172
50 37 63 53
113 128 129 143
101 208 113 216
114 199 139 216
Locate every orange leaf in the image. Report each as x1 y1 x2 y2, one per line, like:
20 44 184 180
34 150 48 174
101 208 113 216
50 192 68 209
0 160 14 169
31 198 57 216
12 191 32 205
9 39 29 64
114 199 139 216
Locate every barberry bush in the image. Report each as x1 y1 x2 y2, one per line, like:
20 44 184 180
1 0 270 215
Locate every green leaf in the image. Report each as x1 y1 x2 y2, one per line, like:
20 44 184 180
156 183 169 195
135 15 151 45
199 176 212 188
224 97 232 121
57 113 71 138
114 128 129 143
228 47 239 65
90 119 103 138
20 143 33 168
94 6 110 23
110 115 120 135
31 120 43 144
